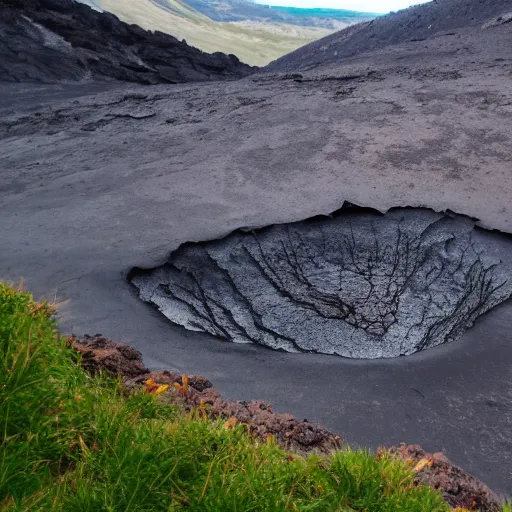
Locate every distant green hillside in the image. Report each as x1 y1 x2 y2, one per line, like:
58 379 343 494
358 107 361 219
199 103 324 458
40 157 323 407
270 5 379 21
182 0 376 28
88 0 372 65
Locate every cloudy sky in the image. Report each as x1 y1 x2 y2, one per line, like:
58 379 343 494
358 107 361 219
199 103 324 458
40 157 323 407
254 0 431 14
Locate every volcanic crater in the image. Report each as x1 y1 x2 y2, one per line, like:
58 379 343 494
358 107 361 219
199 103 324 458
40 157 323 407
131 207 512 358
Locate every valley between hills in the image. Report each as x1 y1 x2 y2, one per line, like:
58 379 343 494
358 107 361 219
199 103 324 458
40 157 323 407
82 0 374 65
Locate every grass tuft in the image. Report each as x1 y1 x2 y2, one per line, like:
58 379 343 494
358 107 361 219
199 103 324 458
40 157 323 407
0 282 500 511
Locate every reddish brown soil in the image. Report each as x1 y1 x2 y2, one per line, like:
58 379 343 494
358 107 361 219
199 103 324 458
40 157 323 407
72 334 341 453
71 334 150 378
384 444 503 512
71 334 504 511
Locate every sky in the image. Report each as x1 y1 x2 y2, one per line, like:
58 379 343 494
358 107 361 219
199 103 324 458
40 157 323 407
254 0 431 14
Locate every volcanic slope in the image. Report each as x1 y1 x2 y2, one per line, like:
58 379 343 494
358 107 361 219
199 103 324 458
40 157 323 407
0 0 254 84
1 0 512 496
267 0 512 71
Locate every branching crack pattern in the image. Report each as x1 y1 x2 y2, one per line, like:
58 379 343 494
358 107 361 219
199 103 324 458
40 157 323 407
131 209 512 358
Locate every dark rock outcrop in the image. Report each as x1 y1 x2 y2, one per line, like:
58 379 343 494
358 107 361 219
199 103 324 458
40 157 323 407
386 444 503 512
267 0 512 72
71 334 150 378
0 0 254 84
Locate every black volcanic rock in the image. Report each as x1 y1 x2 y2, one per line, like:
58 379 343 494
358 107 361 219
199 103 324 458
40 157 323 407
0 0 255 84
267 0 512 72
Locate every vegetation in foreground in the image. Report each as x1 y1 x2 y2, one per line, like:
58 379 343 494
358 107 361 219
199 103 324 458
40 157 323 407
0 282 499 511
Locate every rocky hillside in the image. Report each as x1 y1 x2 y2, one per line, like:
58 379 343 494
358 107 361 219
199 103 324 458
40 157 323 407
0 0 254 84
73 334 504 512
267 0 512 71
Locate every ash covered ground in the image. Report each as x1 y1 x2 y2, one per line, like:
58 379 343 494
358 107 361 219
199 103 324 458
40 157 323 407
1 0 512 494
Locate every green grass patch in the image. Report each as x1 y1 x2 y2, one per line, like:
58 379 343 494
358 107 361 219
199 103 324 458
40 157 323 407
0 282 486 511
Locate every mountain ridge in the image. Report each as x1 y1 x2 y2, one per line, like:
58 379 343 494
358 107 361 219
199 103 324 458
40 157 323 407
178 0 377 28
0 0 254 84
267 0 512 71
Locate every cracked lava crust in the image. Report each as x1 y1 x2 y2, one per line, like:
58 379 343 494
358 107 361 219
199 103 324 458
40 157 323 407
130 207 512 358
